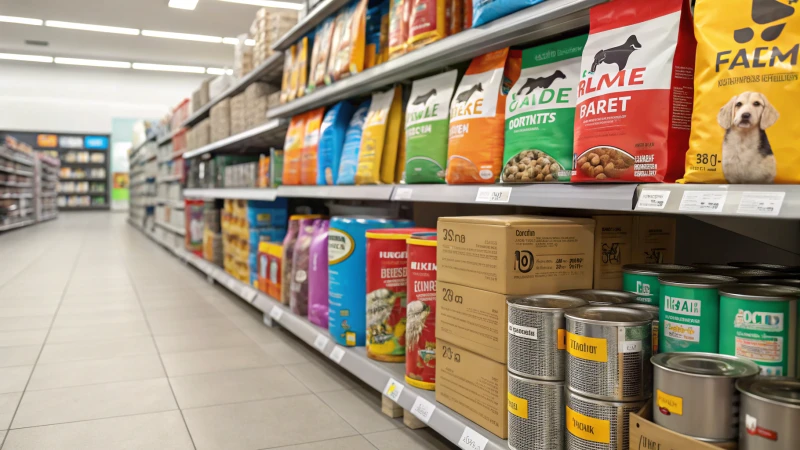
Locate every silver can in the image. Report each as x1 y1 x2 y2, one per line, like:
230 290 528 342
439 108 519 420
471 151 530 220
508 373 565 450
565 388 646 450
620 303 659 354
507 295 588 380
652 352 759 441
565 306 652 401
560 289 637 306
737 377 800 450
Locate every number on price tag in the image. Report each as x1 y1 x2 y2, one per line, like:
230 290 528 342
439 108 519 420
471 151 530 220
411 396 436 424
679 191 727 213
269 307 283 321
329 346 345 364
383 378 404 402
395 187 413 200
458 427 489 450
313 334 329 351
475 186 512 203
636 190 670 210
737 191 785 216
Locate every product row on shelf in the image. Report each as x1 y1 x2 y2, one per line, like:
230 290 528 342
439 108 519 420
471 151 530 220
0 136 60 231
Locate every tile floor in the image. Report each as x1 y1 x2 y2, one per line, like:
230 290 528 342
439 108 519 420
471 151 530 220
0 213 456 450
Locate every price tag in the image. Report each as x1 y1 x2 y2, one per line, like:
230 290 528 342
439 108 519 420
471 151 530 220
242 287 258 302
269 307 283 321
679 191 727 213
383 378 404 402
458 427 488 450
737 191 785 216
475 186 512 203
410 396 436 424
329 346 346 363
395 187 413 200
636 190 671 210
313 334 329 351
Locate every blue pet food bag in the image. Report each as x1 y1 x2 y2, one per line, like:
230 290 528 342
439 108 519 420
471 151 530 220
473 0 547 27
336 100 371 185
317 101 356 185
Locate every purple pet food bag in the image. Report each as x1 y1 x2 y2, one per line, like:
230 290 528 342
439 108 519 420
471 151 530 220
307 219 330 328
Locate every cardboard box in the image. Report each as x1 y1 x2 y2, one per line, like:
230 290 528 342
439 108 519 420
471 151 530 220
631 216 676 264
437 215 595 295
436 339 507 439
592 215 634 290
629 402 737 450
436 281 509 363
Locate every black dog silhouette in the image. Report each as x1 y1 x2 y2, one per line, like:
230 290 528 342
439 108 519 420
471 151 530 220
734 0 795 43
591 35 642 72
516 70 566 95
412 89 437 105
454 83 483 103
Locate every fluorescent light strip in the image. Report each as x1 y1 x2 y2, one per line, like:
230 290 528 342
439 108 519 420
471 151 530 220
132 63 206 74
142 30 222 43
169 0 200 10
54 57 131 69
45 20 140 35
245 39 255 46
219 0 304 10
0 15 43 26
222 37 240 45
0 53 53 63
206 68 233 75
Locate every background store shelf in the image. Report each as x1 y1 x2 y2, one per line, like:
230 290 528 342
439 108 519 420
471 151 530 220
633 184 800 219
0 167 34 177
155 220 186 236
182 119 288 159
271 0 352 51
157 129 182 147
157 174 182 183
59 205 110 211
277 185 396 201
0 219 35 232
184 188 278 200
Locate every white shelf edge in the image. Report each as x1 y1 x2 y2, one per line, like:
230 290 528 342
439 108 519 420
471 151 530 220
182 119 286 159
184 188 278 201
154 220 186 236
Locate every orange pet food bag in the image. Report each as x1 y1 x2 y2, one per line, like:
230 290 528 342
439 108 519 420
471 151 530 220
388 0 410 59
301 108 326 185
325 7 352 85
448 0 462 36
296 36 309 98
446 48 520 184
282 113 307 185
407 0 447 51
332 0 368 81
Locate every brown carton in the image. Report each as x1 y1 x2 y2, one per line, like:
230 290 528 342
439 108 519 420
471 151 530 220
592 215 634 290
630 403 737 450
436 281 509 363
437 216 595 295
632 216 676 264
436 339 507 439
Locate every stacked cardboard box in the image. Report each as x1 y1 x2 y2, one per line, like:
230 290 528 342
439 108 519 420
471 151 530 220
251 8 298 67
191 80 210 113
194 119 211 148
210 99 231 142
233 33 254 78
230 93 247 135
245 82 279 129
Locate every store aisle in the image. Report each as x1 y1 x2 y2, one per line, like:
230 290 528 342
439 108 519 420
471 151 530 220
0 213 454 450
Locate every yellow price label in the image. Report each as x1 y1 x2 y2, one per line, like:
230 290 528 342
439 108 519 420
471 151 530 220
507 392 528 419
566 332 607 362
656 390 683 416
566 406 610 444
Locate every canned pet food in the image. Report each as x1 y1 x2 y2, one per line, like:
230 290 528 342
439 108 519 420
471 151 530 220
508 373 565 450
760 279 800 289
658 274 737 354
719 284 800 376
365 227 433 362
405 232 437 390
713 268 783 282
565 388 646 450
620 303 659 354
737 377 800 450
692 263 738 273
729 262 800 274
328 217 412 347
560 289 636 306
565 306 652 401
622 264 695 305
652 352 759 441
507 294 588 380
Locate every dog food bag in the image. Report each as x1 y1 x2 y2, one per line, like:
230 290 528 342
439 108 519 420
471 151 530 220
446 48 521 184
309 18 335 92
337 100 372 184
318 101 357 185
463 0 472 29
388 0 410 59
301 108 326 185
473 0 545 27
448 0 463 35
355 86 403 184
290 217 320 316
281 216 301 305
280 46 296 104
684 0 800 184
332 0 368 81
282 113 307 185
308 220 330 328
572 0 696 183
407 0 447 51
503 35 587 183
296 35 310 99
380 2 390 62
405 70 458 183
365 2 384 69
326 6 354 85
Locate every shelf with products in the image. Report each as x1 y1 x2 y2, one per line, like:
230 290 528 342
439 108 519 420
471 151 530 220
155 220 186 236
182 119 287 160
0 166 34 177
0 146 35 167
271 0 351 52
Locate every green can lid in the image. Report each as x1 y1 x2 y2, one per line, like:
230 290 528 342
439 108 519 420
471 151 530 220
620 303 659 320
507 294 588 311
719 283 800 301
622 264 695 276
659 273 738 288
653 352 760 378
565 306 651 326
737 377 800 409
728 262 800 274
560 289 637 305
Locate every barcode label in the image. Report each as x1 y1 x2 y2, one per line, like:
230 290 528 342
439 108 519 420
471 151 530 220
679 191 727 213
737 191 785 216
458 427 488 450
383 378 404 402
313 334 329 351
269 307 283 321
329 346 345 363
475 187 512 203
394 187 413 200
411 396 436 423
636 190 670 210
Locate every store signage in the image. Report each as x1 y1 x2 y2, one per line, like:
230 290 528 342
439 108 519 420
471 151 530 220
36 134 58 148
84 136 109 150
59 136 84 149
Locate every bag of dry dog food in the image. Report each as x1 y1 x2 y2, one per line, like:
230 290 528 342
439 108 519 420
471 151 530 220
301 108 326 185
572 0 695 183
388 0 410 59
326 6 354 85
503 35 586 183
295 35 310 99
309 18 335 92
332 0 368 81
684 0 800 184
280 46 296 104
282 113 307 185
356 85 403 184
407 0 447 51
446 48 521 184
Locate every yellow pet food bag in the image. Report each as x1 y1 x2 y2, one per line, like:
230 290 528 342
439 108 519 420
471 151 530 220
280 46 296 104
685 0 800 184
296 36 309 99
355 85 402 184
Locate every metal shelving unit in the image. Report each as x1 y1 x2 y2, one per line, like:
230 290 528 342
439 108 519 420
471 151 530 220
184 188 278 201
182 119 288 159
271 0 351 51
155 219 186 236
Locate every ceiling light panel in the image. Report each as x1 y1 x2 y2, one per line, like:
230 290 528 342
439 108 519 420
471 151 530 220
0 53 53 63
132 63 206 73
0 15 43 26
222 37 240 45
141 30 223 43
54 57 131 69
219 0 305 11
245 39 255 46
206 68 233 75
45 20 140 35
169 0 200 9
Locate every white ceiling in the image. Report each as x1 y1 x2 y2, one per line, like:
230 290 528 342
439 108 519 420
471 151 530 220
0 0 302 67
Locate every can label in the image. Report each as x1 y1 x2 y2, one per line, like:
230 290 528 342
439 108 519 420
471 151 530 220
566 406 610 444
623 273 659 305
567 332 607 362
656 389 683 416
745 414 780 441
660 284 720 353
366 238 408 359
508 324 538 340
406 240 437 388
507 392 529 419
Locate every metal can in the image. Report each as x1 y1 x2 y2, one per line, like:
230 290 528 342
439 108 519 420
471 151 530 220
565 388 646 450
658 274 737 354
709 268 783 282
736 377 800 450
692 263 739 272
622 264 695 305
507 295 588 380
728 262 800 274
560 289 637 306
565 306 653 402
620 303 659 354
719 284 800 376
508 373 565 450
405 232 437 390
652 352 759 441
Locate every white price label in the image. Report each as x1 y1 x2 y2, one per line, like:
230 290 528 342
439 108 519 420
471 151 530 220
679 191 727 213
737 191 785 216
475 186 512 203
383 378 404 402
410 396 436 424
619 341 642 353
269 307 283 321
636 190 671 210
313 334 329 351
458 427 488 450
395 187 413 200
242 287 258 302
329 346 346 363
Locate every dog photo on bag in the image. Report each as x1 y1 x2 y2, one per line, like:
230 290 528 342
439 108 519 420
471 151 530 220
718 91 779 184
